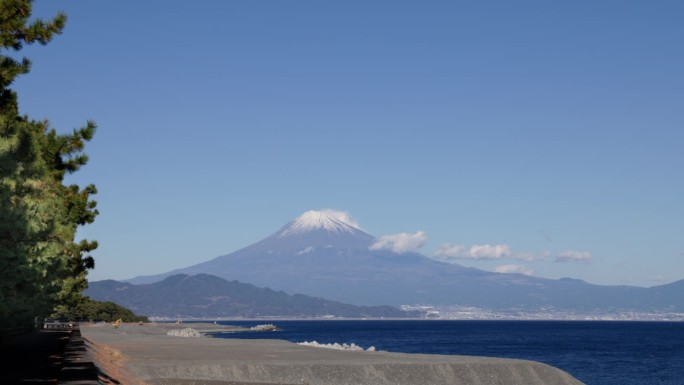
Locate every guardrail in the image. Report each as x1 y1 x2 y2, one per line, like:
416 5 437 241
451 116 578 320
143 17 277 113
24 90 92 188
43 321 77 330
1 321 79 335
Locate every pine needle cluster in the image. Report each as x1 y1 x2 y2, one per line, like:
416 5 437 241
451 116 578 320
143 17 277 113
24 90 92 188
0 0 98 329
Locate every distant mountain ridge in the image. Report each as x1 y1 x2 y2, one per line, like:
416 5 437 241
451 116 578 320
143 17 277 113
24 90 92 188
86 274 415 319
127 210 683 313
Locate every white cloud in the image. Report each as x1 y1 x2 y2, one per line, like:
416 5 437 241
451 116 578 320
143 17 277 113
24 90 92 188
494 264 534 276
433 243 589 264
555 250 592 263
434 243 511 260
471 244 511 259
370 231 427 254
296 246 314 255
432 244 466 259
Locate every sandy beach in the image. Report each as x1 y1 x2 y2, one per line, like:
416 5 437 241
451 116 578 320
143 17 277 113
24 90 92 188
79 322 585 385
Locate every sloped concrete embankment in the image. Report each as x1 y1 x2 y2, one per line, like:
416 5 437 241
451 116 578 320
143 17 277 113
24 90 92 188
81 323 585 385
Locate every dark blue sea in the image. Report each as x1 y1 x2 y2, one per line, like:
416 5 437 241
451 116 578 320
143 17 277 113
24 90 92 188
203 320 684 385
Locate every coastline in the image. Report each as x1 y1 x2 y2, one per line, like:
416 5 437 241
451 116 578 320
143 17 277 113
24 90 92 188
80 322 585 385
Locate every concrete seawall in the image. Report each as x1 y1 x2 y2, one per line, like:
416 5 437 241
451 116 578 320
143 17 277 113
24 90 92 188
80 323 585 385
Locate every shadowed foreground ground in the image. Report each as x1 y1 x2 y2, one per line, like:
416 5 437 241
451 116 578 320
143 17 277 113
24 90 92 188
81 322 586 385
1 328 104 385
1 329 70 385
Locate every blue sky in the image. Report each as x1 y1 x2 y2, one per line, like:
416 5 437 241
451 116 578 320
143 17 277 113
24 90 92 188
14 1 683 286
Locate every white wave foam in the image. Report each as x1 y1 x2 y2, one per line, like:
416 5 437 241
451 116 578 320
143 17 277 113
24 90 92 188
167 327 203 337
250 324 279 331
298 340 376 351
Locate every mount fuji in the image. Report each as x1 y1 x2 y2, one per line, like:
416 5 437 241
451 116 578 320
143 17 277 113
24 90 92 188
126 210 683 312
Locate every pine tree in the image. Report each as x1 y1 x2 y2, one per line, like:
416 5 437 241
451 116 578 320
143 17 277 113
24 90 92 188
0 0 97 329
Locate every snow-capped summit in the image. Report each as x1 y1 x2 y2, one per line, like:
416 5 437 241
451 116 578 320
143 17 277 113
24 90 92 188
278 209 362 237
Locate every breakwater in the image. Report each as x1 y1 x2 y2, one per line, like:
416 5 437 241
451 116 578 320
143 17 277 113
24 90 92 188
80 322 584 385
